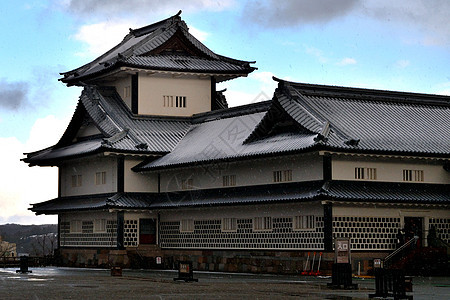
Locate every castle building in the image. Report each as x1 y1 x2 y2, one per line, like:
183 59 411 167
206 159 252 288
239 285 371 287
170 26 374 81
23 12 449 273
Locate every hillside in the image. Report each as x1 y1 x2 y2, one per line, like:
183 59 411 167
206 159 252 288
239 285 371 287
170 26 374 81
0 224 57 256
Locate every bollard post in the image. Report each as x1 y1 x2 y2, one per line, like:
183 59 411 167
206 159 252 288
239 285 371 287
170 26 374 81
16 256 32 274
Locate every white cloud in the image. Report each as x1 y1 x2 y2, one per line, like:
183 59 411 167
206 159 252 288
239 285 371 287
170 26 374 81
395 60 410 68
73 21 137 58
0 115 70 225
223 90 264 107
73 21 210 58
305 46 328 63
61 0 236 23
218 71 281 107
336 57 357 66
245 0 359 28
189 26 209 43
363 0 450 47
250 71 277 87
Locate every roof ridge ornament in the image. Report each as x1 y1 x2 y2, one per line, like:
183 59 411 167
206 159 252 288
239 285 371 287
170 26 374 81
344 138 360 147
102 129 129 146
314 121 330 143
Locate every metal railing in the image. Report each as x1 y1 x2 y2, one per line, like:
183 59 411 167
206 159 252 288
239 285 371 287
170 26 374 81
384 236 418 268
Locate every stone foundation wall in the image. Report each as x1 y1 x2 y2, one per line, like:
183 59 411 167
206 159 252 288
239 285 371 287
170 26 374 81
57 248 129 268
57 247 385 275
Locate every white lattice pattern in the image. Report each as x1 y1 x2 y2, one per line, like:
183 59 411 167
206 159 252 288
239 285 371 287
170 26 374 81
333 216 401 250
159 217 324 250
429 218 450 243
60 220 117 247
123 219 138 247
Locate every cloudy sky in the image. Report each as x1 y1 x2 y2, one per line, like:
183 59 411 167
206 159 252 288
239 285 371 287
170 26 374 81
1 0 449 225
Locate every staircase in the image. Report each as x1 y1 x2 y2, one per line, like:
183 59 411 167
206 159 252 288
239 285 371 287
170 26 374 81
385 237 449 276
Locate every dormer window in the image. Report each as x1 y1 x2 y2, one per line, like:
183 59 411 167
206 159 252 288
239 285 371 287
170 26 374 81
163 95 186 108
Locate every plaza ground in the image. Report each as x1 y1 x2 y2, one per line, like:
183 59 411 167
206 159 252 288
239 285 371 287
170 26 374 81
0 267 448 299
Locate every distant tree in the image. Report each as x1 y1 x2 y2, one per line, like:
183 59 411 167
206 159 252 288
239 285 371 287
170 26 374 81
32 233 58 257
0 242 16 257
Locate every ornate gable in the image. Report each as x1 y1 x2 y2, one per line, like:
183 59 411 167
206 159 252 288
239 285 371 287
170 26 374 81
142 27 208 58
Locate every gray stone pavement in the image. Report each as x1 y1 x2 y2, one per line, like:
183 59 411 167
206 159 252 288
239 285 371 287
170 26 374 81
0 267 448 299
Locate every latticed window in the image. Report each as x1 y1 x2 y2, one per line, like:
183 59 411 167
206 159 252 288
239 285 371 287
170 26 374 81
71 175 82 187
254 217 272 231
124 86 131 98
222 218 237 232
94 219 107 233
403 169 424 182
367 168 377 180
355 167 364 179
70 220 82 233
95 172 106 185
273 170 292 182
180 219 194 232
355 167 376 180
163 95 187 108
223 175 236 187
293 215 315 230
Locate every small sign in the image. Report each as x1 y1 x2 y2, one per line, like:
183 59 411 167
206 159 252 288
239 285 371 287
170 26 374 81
179 262 190 273
174 261 198 282
335 238 351 264
156 256 162 265
373 258 382 268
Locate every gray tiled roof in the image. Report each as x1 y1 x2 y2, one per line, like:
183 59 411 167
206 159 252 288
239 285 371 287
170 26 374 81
324 181 449 203
81 86 190 153
23 86 191 165
30 181 449 214
138 111 318 170
60 13 255 85
138 79 450 171
25 77 450 167
23 139 103 164
125 55 250 73
276 79 450 155
31 194 114 215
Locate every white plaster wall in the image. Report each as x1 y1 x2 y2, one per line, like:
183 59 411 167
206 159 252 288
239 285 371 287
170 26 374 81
61 210 116 222
60 156 117 197
112 75 132 110
159 153 323 192
159 201 324 222
138 74 211 116
124 157 158 193
332 156 450 184
76 122 101 138
124 211 157 221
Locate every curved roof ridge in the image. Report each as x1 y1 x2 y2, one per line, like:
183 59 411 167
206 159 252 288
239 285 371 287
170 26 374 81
60 13 255 85
273 77 450 106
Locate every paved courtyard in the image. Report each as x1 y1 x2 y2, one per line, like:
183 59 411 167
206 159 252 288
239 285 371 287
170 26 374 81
0 267 448 299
